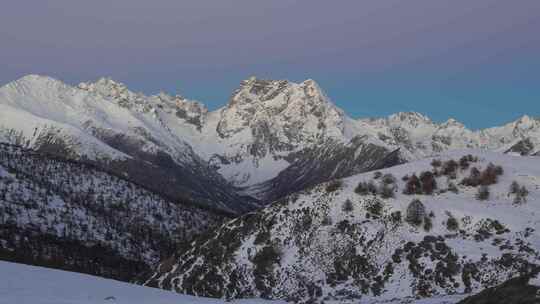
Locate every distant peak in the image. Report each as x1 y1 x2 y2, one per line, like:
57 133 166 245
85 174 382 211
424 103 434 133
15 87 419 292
238 76 289 90
301 78 319 87
440 118 465 129
300 79 324 97
516 114 532 124
2 74 70 93
12 74 64 86
228 77 289 107
233 76 327 102
389 112 432 124
17 74 51 81
512 114 539 130
224 77 339 120
79 77 129 92
78 77 141 104
154 91 207 110
95 76 123 86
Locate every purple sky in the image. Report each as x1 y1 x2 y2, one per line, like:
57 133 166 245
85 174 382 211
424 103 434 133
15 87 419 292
1 0 539 128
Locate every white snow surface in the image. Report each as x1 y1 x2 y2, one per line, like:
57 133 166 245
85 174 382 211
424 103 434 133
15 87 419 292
0 261 285 304
0 261 465 304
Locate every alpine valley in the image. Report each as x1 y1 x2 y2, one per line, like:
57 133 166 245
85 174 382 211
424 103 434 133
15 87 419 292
1 74 540 303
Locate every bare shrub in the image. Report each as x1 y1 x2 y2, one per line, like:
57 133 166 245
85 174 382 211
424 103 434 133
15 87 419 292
403 174 422 195
442 159 458 177
419 171 437 195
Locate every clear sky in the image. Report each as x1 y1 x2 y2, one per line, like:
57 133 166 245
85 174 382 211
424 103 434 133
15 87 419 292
1 0 539 129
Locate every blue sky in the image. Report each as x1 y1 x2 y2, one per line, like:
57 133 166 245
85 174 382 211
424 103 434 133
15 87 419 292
1 0 539 129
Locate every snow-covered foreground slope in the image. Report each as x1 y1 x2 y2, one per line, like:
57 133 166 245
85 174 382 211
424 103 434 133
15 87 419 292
147 150 540 303
0 261 286 304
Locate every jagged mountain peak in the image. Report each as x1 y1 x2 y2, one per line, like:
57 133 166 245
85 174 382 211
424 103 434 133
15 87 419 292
230 77 290 107
78 77 143 105
217 77 345 141
230 77 330 108
388 111 433 126
300 78 324 96
439 118 466 129
154 91 207 111
512 114 539 130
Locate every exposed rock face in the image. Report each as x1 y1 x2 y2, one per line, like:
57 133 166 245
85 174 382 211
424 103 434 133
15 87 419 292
505 138 536 156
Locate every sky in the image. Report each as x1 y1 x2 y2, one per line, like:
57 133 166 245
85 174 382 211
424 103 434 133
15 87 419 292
1 0 539 129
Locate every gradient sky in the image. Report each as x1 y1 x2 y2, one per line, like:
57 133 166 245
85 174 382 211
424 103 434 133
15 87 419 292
1 0 539 129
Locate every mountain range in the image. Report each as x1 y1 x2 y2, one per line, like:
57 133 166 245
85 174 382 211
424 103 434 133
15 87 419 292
0 75 539 214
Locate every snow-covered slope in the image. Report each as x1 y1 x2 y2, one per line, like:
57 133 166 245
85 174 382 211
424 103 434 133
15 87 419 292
0 75 256 213
0 144 224 281
0 261 286 304
146 150 540 303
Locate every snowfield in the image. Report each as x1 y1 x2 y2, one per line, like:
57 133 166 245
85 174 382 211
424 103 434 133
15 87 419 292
0 261 468 304
0 261 286 304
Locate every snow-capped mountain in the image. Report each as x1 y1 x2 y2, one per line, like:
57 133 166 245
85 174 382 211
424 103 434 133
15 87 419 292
146 150 540 303
178 77 405 201
1 75 538 210
172 77 390 184
0 144 225 281
356 112 540 159
0 75 404 208
157 76 540 201
0 75 257 213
